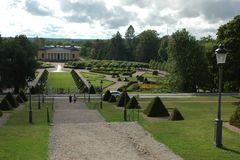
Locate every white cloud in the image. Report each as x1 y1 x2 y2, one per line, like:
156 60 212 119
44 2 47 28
0 0 239 39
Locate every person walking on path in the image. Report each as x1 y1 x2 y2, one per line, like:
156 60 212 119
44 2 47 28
69 95 72 103
73 94 77 103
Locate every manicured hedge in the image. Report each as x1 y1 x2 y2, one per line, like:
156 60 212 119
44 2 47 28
0 110 2 117
108 95 117 103
169 108 184 121
103 90 111 101
19 89 28 101
16 95 24 103
0 98 13 111
127 96 140 109
71 70 88 93
5 92 19 108
117 91 130 107
144 97 169 117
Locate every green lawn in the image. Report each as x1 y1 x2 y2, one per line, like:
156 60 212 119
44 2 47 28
142 72 161 78
47 72 76 93
87 96 240 160
81 72 114 89
0 101 53 160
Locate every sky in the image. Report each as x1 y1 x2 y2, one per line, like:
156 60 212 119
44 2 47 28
0 0 240 39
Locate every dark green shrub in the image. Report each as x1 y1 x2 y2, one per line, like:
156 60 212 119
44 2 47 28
19 89 28 101
169 108 184 121
6 92 19 108
117 91 130 107
88 85 96 94
118 77 121 81
144 97 169 117
127 96 140 109
16 95 24 103
103 90 111 101
0 110 2 117
0 98 13 111
153 70 159 75
124 78 128 82
137 75 144 82
108 95 117 103
229 106 240 128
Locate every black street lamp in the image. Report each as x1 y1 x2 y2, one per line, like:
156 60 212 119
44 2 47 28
214 44 227 148
124 90 127 121
27 77 33 124
37 83 41 109
100 80 103 109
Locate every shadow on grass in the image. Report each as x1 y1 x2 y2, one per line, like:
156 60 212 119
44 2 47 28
222 146 240 155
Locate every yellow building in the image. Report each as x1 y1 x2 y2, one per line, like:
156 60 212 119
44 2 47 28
37 45 80 61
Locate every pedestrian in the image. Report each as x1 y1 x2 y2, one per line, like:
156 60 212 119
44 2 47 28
73 94 77 103
69 95 72 103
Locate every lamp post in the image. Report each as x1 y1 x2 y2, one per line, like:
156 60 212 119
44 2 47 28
27 77 33 124
37 83 41 110
88 81 91 103
214 44 227 148
41 82 45 103
100 80 103 109
124 90 127 121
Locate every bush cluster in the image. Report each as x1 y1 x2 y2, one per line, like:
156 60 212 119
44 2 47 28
103 90 111 101
109 95 117 103
0 110 2 117
71 70 89 93
5 92 19 108
127 96 140 109
229 106 240 128
19 89 28 101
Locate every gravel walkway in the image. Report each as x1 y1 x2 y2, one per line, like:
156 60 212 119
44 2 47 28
49 98 182 160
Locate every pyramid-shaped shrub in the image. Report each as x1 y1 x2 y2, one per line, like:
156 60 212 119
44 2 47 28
117 91 130 107
169 108 184 121
108 95 117 103
0 110 2 117
229 106 240 128
144 97 169 117
0 98 13 111
127 96 141 109
6 92 19 108
19 89 28 101
88 85 96 94
103 90 111 101
16 95 24 103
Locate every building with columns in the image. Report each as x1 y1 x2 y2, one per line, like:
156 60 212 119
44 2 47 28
37 45 80 61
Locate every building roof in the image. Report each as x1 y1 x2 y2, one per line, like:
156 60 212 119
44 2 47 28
39 45 80 51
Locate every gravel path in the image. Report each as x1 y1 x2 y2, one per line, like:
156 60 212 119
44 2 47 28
49 98 182 160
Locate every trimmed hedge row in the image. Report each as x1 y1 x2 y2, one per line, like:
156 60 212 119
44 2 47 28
71 70 88 93
30 69 49 94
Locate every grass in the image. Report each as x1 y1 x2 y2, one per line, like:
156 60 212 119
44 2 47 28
47 72 76 92
0 101 53 160
87 96 240 160
142 72 161 78
81 72 114 88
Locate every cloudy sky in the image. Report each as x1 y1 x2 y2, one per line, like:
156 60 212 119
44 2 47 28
0 0 240 39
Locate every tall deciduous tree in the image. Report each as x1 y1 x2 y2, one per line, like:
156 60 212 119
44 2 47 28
168 29 208 92
0 35 37 92
136 30 159 62
108 31 127 60
125 25 136 60
217 15 240 91
157 35 170 63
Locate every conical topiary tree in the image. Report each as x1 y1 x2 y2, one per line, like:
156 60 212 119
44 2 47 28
6 92 19 108
19 89 28 101
16 95 24 103
127 96 140 109
0 110 2 117
127 96 141 121
108 95 117 103
88 85 96 94
229 106 240 128
117 91 130 107
169 108 184 121
0 98 13 111
103 90 111 101
144 97 169 117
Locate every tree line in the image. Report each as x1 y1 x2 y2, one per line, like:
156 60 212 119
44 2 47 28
81 15 240 92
